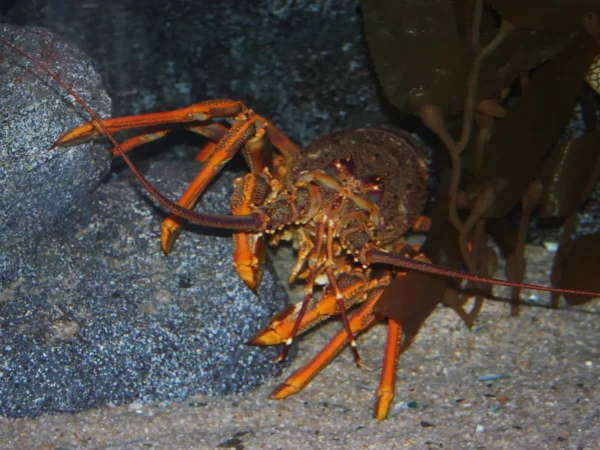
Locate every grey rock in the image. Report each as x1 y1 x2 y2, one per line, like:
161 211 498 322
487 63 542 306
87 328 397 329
0 21 290 420
0 160 290 418
0 24 112 284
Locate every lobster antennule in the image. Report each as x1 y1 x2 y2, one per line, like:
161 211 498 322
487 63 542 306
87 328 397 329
363 248 600 298
0 38 265 233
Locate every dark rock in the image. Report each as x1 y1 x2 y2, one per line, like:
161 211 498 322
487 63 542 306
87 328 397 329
0 160 289 418
0 24 112 284
0 19 290 420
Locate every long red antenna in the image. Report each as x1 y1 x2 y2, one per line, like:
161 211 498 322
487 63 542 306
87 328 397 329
365 249 600 298
1 38 264 232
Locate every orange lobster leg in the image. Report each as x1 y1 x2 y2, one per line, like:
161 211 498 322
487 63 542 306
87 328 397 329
230 173 272 292
194 141 218 163
265 124 301 160
110 129 169 159
160 119 263 253
242 125 274 173
271 289 384 399
109 123 228 159
287 229 314 284
324 219 363 365
249 271 374 346
227 128 280 292
53 99 247 147
275 219 327 362
374 318 402 420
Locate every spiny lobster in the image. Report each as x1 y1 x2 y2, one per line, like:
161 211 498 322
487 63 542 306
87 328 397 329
3 37 600 421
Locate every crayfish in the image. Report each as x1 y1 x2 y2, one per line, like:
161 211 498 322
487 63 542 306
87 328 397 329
3 38 600 422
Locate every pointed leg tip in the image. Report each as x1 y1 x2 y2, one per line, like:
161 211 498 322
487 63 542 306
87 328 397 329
270 390 283 400
246 326 283 346
274 345 291 363
161 221 182 255
374 409 388 421
51 135 71 149
349 340 364 368
243 281 259 295
246 335 265 346
160 235 175 255
271 383 296 400
374 399 392 421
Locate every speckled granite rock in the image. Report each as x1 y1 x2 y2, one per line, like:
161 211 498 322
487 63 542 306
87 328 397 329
0 24 112 284
0 160 289 417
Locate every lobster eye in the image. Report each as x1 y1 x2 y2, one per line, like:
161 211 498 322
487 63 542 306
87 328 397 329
361 175 384 204
365 188 384 205
324 158 356 178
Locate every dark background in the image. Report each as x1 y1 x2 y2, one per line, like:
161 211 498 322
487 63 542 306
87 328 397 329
1 0 391 147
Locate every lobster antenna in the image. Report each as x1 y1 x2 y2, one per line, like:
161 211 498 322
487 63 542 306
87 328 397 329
365 249 600 298
1 38 264 232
